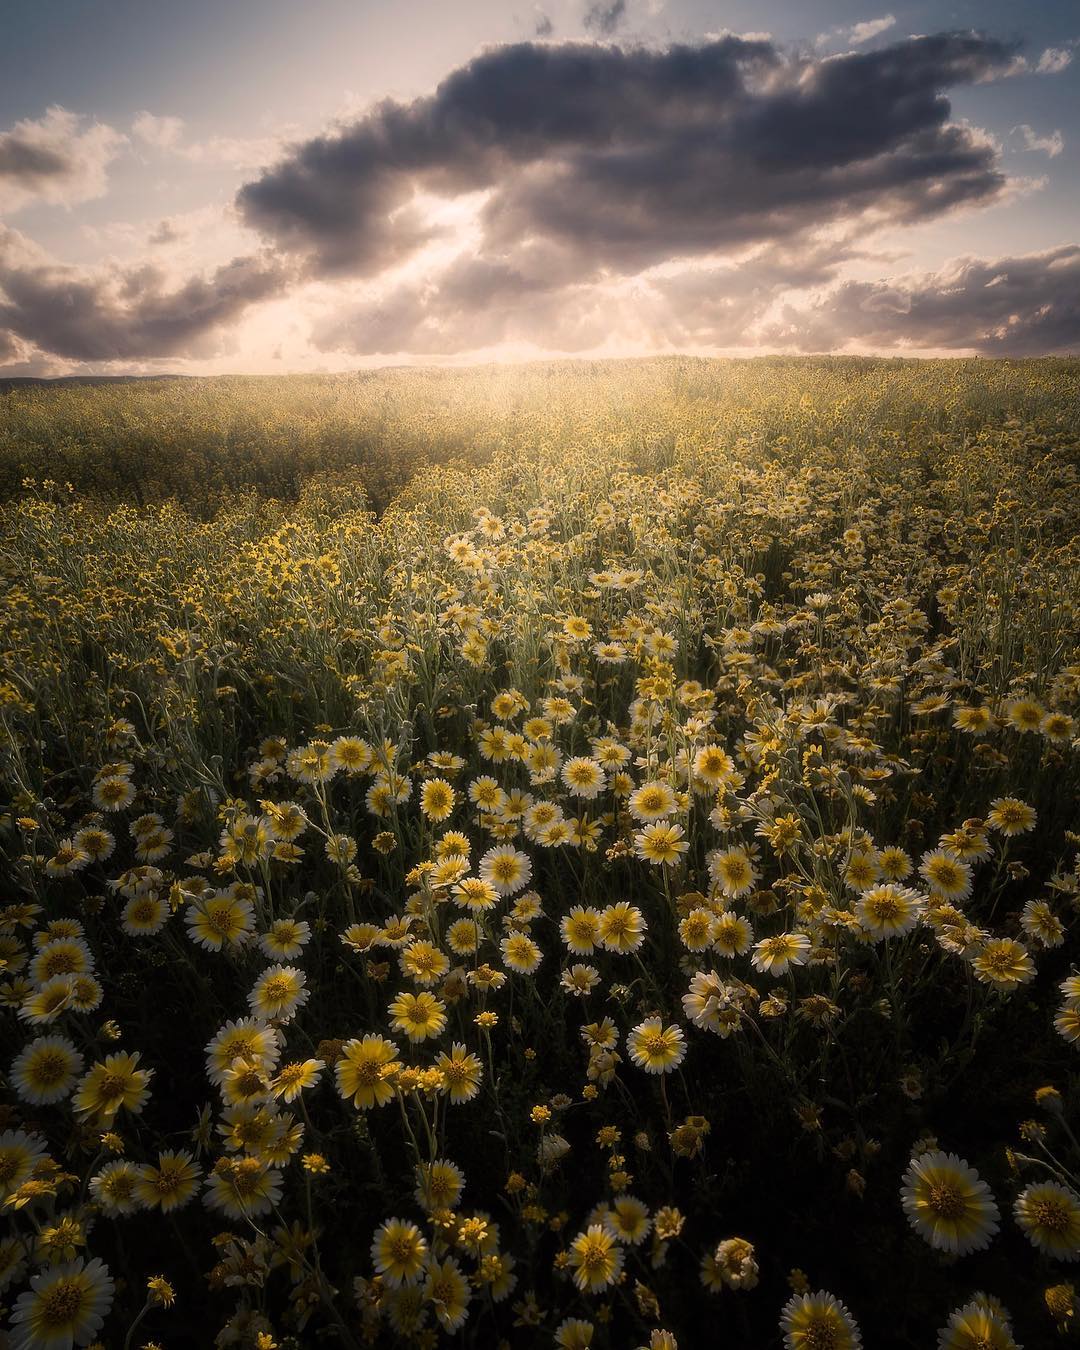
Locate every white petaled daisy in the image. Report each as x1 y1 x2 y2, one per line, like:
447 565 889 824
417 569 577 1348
751 931 811 976
626 1018 686 1074
780 1289 862 1350
479 845 532 896
10 1035 84 1105
248 965 309 1022
901 1151 1000 1254
1013 1180 1080 1259
8 1256 114 1350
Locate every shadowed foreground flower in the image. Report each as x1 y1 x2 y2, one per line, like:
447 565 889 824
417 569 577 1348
335 1035 402 1108
901 1151 1000 1254
424 1254 471 1331
73 1051 152 1121
388 991 447 1043
780 1289 861 1349
569 1225 623 1292
627 1018 687 1074
9 1256 114 1350
751 931 811 976
0 1130 48 1202
1014 1181 1080 1259
936 1293 1017 1349
371 1218 428 1287
10 1035 84 1105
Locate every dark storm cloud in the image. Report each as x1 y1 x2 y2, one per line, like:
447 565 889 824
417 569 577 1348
238 32 1020 280
584 0 627 37
0 230 287 361
767 245 1080 354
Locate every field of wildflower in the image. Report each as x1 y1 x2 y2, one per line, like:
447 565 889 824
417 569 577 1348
1 356 1079 1350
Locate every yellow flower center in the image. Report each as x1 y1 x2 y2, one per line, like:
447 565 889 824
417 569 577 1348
1031 1197 1072 1234
39 1278 86 1328
927 1179 966 1219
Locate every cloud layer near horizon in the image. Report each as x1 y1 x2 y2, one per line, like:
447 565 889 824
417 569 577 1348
1 28 1078 370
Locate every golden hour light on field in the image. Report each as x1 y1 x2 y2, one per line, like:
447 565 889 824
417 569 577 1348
1 4 1079 1348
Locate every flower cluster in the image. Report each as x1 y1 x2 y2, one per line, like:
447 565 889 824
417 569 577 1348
1 359 1079 1346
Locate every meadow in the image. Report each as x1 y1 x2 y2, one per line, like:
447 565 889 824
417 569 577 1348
1 356 1079 1349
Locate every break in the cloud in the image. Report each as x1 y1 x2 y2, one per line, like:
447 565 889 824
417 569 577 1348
0 107 125 215
0 226 286 362
584 1 629 37
767 244 1080 355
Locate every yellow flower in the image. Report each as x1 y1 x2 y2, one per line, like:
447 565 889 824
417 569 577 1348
901 1151 999 1254
335 1035 402 1108
136 1150 201 1212
1014 1181 1080 1259
424 1254 471 1332
634 822 689 866
9 1256 114 1348
0 1129 48 1201
568 1225 623 1292
388 991 448 1043
185 894 255 951
420 778 456 821
435 1043 483 1103
248 964 309 1021
371 1217 428 1287
780 1290 861 1349
10 1034 84 1104
270 1058 324 1102
971 939 1035 989
626 1018 686 1074
73 1051 153 1121
855 884 925 938
500 932 542 974
598 902 646 954
751 931 810 976
986 797 1036 836
628 781 677 822
937 1294 1017 1350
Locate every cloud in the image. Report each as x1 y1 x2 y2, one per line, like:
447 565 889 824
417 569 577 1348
765 245 1080 355
133 111 185 150
311 235 865 357
134 111 282 169
0 107 125 215
0 226 287 362
584 1 627 36
847 15 896 46
238 31 1022 288
1036 47 1073 75
1012 124 1064 158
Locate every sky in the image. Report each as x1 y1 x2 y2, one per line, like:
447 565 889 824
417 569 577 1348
0 0 1077 374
